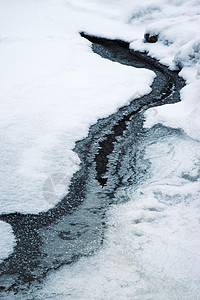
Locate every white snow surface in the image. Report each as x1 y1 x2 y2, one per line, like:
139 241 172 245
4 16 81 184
0 221 16 263
0 0 200 297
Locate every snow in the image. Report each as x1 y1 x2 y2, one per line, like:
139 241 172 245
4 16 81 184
128 0 200 140
0 0 200 297
145 81 200 140
0 221 16 263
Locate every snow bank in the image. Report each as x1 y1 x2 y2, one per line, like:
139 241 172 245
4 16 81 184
128 0 200 141
0 221 16 263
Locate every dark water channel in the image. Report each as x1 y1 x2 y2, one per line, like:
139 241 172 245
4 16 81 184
0 32 185 296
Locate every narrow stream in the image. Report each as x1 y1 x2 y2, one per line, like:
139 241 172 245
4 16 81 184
0 33 185 296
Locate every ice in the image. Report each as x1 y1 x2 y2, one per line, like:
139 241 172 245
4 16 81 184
0 221 16 263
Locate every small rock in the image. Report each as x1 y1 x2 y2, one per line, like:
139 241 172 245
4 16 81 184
144 33 158 43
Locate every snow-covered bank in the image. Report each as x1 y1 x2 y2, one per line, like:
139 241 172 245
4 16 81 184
0 221 16 263
129 1 200 141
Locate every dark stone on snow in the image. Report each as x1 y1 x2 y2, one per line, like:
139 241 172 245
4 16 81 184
144 33 158 43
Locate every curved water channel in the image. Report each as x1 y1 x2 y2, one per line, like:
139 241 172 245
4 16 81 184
0 32 185 295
